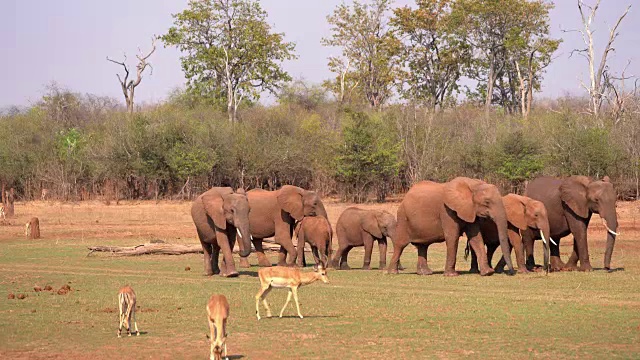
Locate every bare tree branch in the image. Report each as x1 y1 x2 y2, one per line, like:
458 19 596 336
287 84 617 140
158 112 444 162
107 38 157 114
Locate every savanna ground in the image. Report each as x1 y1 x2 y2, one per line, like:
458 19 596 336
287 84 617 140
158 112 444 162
0 199 639 359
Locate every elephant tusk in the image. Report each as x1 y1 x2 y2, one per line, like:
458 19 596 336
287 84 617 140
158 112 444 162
603 220 619 236
549 238 558 246
539 230 546 245
236 228 242 239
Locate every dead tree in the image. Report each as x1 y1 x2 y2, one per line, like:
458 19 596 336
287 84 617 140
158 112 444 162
571 0 631 118
26 217 40 239
107 38 157 114
4 188 15 218
604 60 637 124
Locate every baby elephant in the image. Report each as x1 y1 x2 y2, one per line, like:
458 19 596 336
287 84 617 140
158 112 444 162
331 207 397 270
296 216 332 269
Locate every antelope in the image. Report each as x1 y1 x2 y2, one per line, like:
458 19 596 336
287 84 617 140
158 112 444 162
207 294 229 360
255 265 329 320
24 221 31 237
117 285 139 337
0 204 5 221
41 188 49 201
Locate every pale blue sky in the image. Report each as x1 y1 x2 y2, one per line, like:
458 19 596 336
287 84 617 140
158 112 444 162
0 0 637 108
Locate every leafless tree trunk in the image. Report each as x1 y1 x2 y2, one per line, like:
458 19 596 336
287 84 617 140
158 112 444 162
573 0 631 118
604 60 637 124
5 188 15 217
107 38 157 114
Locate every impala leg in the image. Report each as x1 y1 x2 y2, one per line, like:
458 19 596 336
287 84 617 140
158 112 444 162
280 290 293 318
224 342 228 360
291 287 303 319
255 285 271 320
133 309 139 336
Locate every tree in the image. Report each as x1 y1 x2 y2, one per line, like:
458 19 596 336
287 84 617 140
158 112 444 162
335 111 401 202
392 0 468 110
107 39 157 114
323 0 401 109
494 131 544 193
450 0 559 115
570 0 631 118
161 0 296 123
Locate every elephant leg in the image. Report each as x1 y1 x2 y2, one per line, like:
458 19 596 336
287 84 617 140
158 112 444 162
211 245 222 276
570 220 592 272
487 243 502 272
378 239 387 270
251 238 271 267
467 227 493 276
296 233 306 268
331 243 348 269
362 232 374 270
549 238 565 272
523 230 539 271
199 239 216 276
565 247 579 271
341 246 354 270
469 246 480 274
387 242 407 274
311 246 322 270
416 243 433 275
508 231 529 273
218 231 238 277
275 223 297 266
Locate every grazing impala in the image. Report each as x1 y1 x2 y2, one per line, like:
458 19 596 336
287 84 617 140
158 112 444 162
207 294 229 360
0 204 5 221
117 285 139 337
255 265 329 320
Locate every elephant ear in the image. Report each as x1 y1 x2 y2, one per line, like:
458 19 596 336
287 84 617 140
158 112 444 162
201 188 232 230
277 185 304 221
444 178 476 223
502 194 527 230
362 211 383 238
560 176 590 218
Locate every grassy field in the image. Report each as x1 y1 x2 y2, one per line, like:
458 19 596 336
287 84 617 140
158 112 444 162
1 200 639 359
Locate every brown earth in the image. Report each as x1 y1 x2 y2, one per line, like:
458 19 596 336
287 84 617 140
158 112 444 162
1 198 638 248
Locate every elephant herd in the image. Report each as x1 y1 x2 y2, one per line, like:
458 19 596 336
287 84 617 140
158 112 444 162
191 175 619 277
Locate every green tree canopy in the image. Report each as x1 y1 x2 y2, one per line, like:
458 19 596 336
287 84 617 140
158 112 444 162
323 0 401 109
161 0 297 122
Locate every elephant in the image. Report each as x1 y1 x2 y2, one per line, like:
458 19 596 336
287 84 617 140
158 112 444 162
241 185 328 268
469 194 551 274
295 215 333 269
330 207 397 270
190 187 252 277
523 176 618 272
387 177 515 276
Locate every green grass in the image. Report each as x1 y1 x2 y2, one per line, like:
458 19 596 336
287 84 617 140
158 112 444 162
1 238 638 359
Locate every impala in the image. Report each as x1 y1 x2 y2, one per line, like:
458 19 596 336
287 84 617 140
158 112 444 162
207 294 229 360
255 265 329 320
41 188 49 201
0 204 5 221
117 285 139 337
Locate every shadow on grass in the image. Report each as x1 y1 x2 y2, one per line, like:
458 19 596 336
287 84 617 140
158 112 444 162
238 271 259 277
266 315 341 319
596 267 625 273
227 355 244 360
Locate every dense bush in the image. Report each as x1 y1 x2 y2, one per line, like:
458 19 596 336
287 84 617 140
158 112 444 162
1 86 640 202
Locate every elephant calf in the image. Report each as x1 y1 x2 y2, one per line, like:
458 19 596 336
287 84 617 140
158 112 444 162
469 194 551 274
296 216 332 269
331 207 397 270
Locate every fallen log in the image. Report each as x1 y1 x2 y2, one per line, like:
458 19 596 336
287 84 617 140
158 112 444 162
87 239 284 257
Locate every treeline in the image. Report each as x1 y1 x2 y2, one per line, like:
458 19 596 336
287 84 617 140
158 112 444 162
1 84 639 203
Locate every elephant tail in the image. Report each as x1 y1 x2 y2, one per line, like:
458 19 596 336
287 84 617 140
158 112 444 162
464 240 470 261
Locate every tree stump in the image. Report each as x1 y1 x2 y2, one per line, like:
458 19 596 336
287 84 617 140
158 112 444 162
26 217 40 239
5 188 15 217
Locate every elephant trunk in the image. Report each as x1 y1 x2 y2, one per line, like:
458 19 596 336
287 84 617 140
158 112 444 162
234 216 252 258
494 208 515 274
539 221 551 274
602 211 619 270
